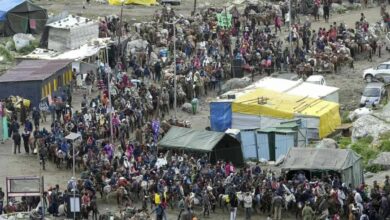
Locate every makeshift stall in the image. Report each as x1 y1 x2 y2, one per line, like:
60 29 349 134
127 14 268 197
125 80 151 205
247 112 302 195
231 88 341 139
158 126 244 165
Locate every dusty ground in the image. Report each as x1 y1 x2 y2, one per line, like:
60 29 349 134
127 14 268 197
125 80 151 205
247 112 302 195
0 0 389 219
37 0 227 20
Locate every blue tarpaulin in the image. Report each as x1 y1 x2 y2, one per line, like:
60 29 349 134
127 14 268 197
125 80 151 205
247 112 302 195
210 102 232 132
0 0 25 21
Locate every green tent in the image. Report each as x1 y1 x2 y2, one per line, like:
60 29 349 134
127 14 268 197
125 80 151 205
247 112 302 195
281 148 363 188
158 126 244 166
0 0 47 36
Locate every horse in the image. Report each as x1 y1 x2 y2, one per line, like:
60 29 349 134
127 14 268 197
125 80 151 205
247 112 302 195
55 149 67 168
116 186 129 207
282 185 296 211
260 190 273 214
81 197 99 220
58 203 67 216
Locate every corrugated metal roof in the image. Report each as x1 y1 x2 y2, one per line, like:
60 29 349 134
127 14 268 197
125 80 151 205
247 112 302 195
0 60 71 82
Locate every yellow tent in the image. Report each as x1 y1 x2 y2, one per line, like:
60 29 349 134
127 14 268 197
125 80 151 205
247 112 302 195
108 0 156 6
232 88 341 138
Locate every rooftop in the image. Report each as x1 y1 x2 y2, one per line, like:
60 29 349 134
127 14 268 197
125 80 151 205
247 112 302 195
46 15 97 29
0 60 71 83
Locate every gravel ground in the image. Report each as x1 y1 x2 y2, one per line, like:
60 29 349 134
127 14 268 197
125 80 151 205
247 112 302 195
0 1 389 219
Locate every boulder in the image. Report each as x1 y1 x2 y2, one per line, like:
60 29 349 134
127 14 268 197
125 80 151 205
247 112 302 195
13 33 34 51
348 107 372 121
352 114 390 143
316 138 339 149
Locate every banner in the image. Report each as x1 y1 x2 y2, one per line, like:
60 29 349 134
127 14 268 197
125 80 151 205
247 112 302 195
216 13 232 28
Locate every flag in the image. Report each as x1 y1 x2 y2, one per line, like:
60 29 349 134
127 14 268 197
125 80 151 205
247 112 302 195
29 19 36 29
152 120 160 144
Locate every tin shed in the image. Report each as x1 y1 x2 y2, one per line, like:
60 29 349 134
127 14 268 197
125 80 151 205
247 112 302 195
0 59 72 107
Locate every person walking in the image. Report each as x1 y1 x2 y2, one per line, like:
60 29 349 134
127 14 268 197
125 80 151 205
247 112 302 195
0 188 4 214
302 201 315 220
154 61 162 82
32 107 40 129
151 203 165 220
21 128 30 154
323 0 330 22
243 191 253 220
230 192 238 220
12 130 21 154
272 193 283 220
274 16 282 33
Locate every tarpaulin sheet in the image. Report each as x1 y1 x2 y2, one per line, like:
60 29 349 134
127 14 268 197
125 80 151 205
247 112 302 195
281 148 363 187
0 0 24 21
158 126 225 152
210 102 232 132
108 0 156 6
232 88 341 138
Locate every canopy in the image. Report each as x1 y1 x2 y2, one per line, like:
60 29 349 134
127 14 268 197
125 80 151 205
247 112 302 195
158 127 244 165
282 148 363 187
108 0 156 6
232 88 341 138
159 127 225 152
0 0 47 35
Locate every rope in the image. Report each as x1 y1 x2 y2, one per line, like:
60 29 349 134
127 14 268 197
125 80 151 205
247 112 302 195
8 13 48 21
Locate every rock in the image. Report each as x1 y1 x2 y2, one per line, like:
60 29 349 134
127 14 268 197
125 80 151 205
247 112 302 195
348 107 372 121
364 172 374 179
352 114 390 143
13 33 34 51
181 103 192 113
316 138 339 149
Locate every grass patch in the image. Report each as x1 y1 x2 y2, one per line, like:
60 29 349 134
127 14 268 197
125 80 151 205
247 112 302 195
0 45 14 62
365 164 384 173
350 136 378 167
341 111 351 123
337 137 351 149
379 140 390 152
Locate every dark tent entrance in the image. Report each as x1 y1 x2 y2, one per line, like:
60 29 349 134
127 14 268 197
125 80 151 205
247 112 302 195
158 127 244 166
0 0 47 36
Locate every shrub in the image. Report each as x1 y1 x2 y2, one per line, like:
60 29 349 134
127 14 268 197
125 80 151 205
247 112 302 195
379 140 390 152
350 136 378 165
338 137 351 149
365 164 383 173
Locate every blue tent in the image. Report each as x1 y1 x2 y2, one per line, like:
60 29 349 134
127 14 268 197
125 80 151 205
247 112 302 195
0 0 47 36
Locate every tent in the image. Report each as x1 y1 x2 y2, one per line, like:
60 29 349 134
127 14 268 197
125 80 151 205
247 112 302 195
158 126 244 165
0 0 47 36
108 0 156 6
282 148 363 187
231 88 341 138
